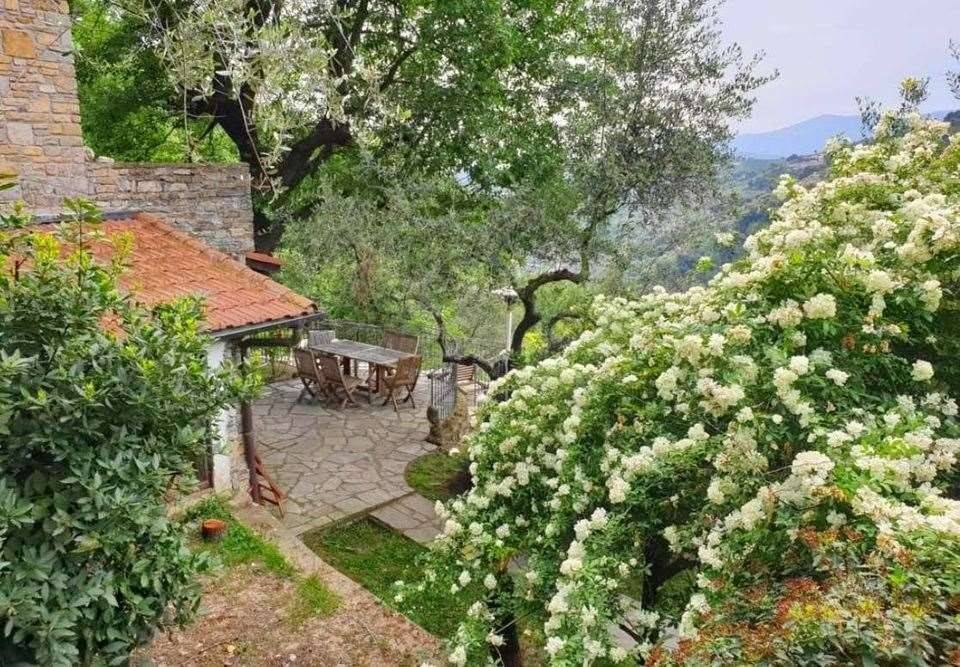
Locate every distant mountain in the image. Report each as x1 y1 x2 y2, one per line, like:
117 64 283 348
631 110 960 288
733 111 954 159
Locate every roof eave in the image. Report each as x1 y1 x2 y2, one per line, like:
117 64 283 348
210 310 327 341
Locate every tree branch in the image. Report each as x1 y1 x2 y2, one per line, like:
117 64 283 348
328 0 369 79
380 45 417 92
275 118 354 189
510 267 584 352
429 309 498 379
514 267 583 301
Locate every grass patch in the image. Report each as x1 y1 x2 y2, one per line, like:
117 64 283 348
182 496 294 577
303 517 469 637
287 575 341 627
405 451 470 502
181 496 340 622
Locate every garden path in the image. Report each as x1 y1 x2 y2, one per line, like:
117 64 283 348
254 380 442 540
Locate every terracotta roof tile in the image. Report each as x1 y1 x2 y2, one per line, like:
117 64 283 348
245 251 282 267
32 213 319 334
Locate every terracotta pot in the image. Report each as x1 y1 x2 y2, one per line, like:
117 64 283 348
201 518 228 541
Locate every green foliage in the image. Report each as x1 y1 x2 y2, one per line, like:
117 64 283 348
279 164 511 345
123 0 586 187
71 0 238 162
303 518 471 638
651 569 696 619
0 199 247 666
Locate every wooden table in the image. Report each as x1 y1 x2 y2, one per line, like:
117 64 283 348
309 339 414 393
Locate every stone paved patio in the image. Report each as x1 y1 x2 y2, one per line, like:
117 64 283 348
254 380 442 538
372 493 444 543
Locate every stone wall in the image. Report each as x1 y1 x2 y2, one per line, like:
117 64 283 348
91 162 254 257
0 0 88 211
1 0 255 256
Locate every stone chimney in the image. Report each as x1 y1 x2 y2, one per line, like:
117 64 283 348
1 0 255 258
0 0 89 210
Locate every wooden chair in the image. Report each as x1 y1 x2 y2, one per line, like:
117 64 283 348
456 362 476 386
382 355 422 412
293 348 327 402
456 362 489 391
308 329 336 347
379 330 419 387
250 453 286 517
383 329 419 354
316 354 364 408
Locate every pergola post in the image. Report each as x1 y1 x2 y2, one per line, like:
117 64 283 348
235 321 321 507
237 343 262 504
240 398 261 504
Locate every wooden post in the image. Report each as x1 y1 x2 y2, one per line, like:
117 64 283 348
238 344 262 504
241 399 261 504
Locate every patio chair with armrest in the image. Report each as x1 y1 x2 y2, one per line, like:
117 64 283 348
382 354 422 412
308 329 336 347
383 329 419 354
293 348 327 402
378 330 419 385
456 362 475 386
456 362 489 390
316 353 365 408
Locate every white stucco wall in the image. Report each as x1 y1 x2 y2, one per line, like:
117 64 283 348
206 340 240 492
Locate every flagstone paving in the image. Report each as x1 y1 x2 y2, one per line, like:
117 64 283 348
255 380 440 537
371 493 444 543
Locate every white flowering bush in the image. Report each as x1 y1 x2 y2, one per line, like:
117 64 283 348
404 115 960 665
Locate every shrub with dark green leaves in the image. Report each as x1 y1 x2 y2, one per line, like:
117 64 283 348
0 195 252 665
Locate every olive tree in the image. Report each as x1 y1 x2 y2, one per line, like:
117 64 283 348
92 0 587 246
500 0 772 357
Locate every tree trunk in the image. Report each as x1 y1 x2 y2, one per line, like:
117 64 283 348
509 267 584 357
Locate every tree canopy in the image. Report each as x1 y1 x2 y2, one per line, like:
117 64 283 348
100 0 586 231
75 0 768 246
276 0 770 366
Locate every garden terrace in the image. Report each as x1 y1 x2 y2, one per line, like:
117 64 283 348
254 378 444 540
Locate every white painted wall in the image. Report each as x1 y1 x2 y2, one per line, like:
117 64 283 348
206 340 238 492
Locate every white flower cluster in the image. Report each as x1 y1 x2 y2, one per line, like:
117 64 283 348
412 117 960 664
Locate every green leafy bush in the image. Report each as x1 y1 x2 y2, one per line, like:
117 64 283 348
408 115 960 664
0 198 250 665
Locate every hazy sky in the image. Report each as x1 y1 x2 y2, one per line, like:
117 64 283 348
719 1 960 133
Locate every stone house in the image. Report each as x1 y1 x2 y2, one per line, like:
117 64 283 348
1 0 323 493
